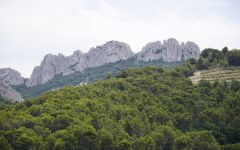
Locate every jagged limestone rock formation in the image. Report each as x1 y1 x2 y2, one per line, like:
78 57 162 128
25 39 200 87
0 80 24 102
26 41 134 87
137 38 200 62
0 68 25 85
85 41 134 68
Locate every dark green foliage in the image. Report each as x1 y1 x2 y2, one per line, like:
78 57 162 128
196 48 240 70
222 47 229 54
0 136 11 150
0 95 13 106
222 143 240 150
197 57 209 70
1 66 240 149
227 50 240 66
230 80 240 92
13 58 181 99
201 48 224 61
186 131 220 150
197 48 227 70
134 135 155 150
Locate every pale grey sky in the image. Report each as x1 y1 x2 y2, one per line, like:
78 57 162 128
0 0 240 77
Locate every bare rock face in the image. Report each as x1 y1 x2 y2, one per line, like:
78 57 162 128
26 39 200 87
67 50 87 75
26 41 134 87
181 41 201 61
137 38 200 62
26 54 71 87
138 41 164 61
0 68 24 85
0 80 24 102
86 41 134 68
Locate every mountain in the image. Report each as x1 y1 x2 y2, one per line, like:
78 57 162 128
25 38 200 87
0 38 200 100
26 41 134 87
0 80 24 102
0 68 25 102
0 68 25 85
137 38 200 62
13 58 181 98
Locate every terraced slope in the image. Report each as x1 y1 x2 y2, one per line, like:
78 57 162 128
189 66 240 84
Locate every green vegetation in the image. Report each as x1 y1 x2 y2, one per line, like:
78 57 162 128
196 48 227 70
0 95 13 106
2 47 240 149
1 66 240 149
13 58 181 99
227 50 240 66
196 48 240 70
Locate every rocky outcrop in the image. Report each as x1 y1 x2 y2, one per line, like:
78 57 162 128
85 41 134 68
26 41 134 87
26 39 200 87
137 38 200 62
0 68 25 85
0 80 24 102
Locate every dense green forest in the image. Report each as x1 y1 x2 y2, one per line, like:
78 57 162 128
13 58 180 99
1 65 240 149
1 48 240 149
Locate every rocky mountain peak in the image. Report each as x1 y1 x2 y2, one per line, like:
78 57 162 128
142 41 163 53
0 68 24 102
57 53 66 58
86 41 134 68
24 39 200 87
0 80 24 102
137 38 200 62
26 53 70 87
181 41 200 60
0 68 24 85
26 41 134 87
72 50 84 56
163 38 179 46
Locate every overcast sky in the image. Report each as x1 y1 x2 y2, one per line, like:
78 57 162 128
0 0 240 77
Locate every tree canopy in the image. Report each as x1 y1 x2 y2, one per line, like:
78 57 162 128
227 50 240 66
1 65 240 149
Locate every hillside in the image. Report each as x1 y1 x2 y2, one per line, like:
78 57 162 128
25 39 199 87
0 38 200 102
9 48 240 100
13 58 181 99
0 66 240 149
189 67 240 84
